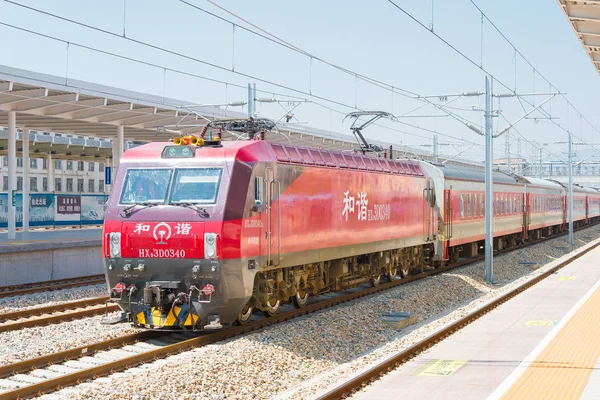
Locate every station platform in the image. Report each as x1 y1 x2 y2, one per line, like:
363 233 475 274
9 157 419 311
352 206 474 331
0 227 102 287
350 242 600 400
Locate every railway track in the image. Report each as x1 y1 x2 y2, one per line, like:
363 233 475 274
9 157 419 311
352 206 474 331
0 275 105 299
0 226 596 399
0 297 117 333
314 237 600 400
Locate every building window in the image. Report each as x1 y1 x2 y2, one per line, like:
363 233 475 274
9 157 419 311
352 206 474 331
89 162 95 172
2 176 7 191
2 157 7 167
77 178 84 192
66 178 73 192
30 177 37 192
43 177 48 192
66 161 73 170
88 179 94 193
42 158 48 169
17 157 23 167
55 178 62 192
30 159 37 169
55 160 61 170
77 161 84 171
17 177 23 191
99 163 105 172
99 179 104 192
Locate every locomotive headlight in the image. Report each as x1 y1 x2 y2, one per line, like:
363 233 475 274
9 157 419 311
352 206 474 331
109 232 121 258
204 233 217 259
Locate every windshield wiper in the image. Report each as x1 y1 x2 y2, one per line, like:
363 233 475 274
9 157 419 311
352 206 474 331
172 202 210 218
120 202 161 218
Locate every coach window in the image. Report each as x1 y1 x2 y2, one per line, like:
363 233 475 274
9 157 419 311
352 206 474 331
494 195 498 215
480 194 484 216
460 194 465 218
474 194 479 217
467 194 471 217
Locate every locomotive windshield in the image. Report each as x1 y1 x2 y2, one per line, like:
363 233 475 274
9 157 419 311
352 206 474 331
119 168 172 204
119 167 222 205
169 168 222 204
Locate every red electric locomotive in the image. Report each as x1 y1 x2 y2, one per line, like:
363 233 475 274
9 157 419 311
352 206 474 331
103 126 439 330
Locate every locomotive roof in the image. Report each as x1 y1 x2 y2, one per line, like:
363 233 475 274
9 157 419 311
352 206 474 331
434 163 519 184
120 140 426 176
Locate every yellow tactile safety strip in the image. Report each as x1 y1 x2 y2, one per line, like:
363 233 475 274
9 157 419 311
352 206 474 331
411 359 468 376
501 284 600 400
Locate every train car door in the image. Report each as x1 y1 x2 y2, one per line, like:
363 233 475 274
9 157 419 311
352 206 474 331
562 194 567 230
586 196 590 224
423 179 435 242
524 192 531 239
443 188 453 260
264 167 280 267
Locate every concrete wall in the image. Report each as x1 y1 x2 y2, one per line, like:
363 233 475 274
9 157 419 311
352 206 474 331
0 241 102 286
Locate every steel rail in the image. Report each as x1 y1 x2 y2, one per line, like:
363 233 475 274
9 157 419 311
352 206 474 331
0 302 119 333
0 275 105 299
1 223 598 399
0 297 109 323
314 238 600 400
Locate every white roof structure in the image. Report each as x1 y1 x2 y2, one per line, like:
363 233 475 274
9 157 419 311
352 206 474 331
558 0 600 75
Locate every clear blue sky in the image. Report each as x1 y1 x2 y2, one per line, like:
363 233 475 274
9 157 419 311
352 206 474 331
0 0 598 163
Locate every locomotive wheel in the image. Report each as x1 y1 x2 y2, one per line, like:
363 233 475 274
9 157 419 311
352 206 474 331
263 299 281 317
293 289 309 308
237 302 254 325
371 274 382 287
400 263 410 278
388 266 402 281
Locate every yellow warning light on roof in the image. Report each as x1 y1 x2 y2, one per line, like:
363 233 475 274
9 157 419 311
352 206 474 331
172 135 204 146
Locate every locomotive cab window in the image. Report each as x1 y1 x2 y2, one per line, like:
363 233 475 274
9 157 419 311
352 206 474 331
254 177 263 205
169 168 222 204
119 168 172 204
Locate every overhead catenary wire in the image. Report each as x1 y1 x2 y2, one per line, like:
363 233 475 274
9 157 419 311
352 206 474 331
0 0 575 165
386 0 600 158
0 1 497 157
2 0 489 138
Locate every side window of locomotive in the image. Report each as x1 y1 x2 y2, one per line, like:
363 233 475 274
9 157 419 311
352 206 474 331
460 194 465 218
254 177 263 205
119 168 172 204
169 168 222 204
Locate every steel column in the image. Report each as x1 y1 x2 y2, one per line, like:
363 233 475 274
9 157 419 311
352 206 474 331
485 76 494 283
47 153 54 192
7 111 16 240
22 127 30 233
115 126 124 172
568 132 574 246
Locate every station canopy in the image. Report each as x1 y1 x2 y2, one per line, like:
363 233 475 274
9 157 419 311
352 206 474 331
0 64 481 168
558 0 600 74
